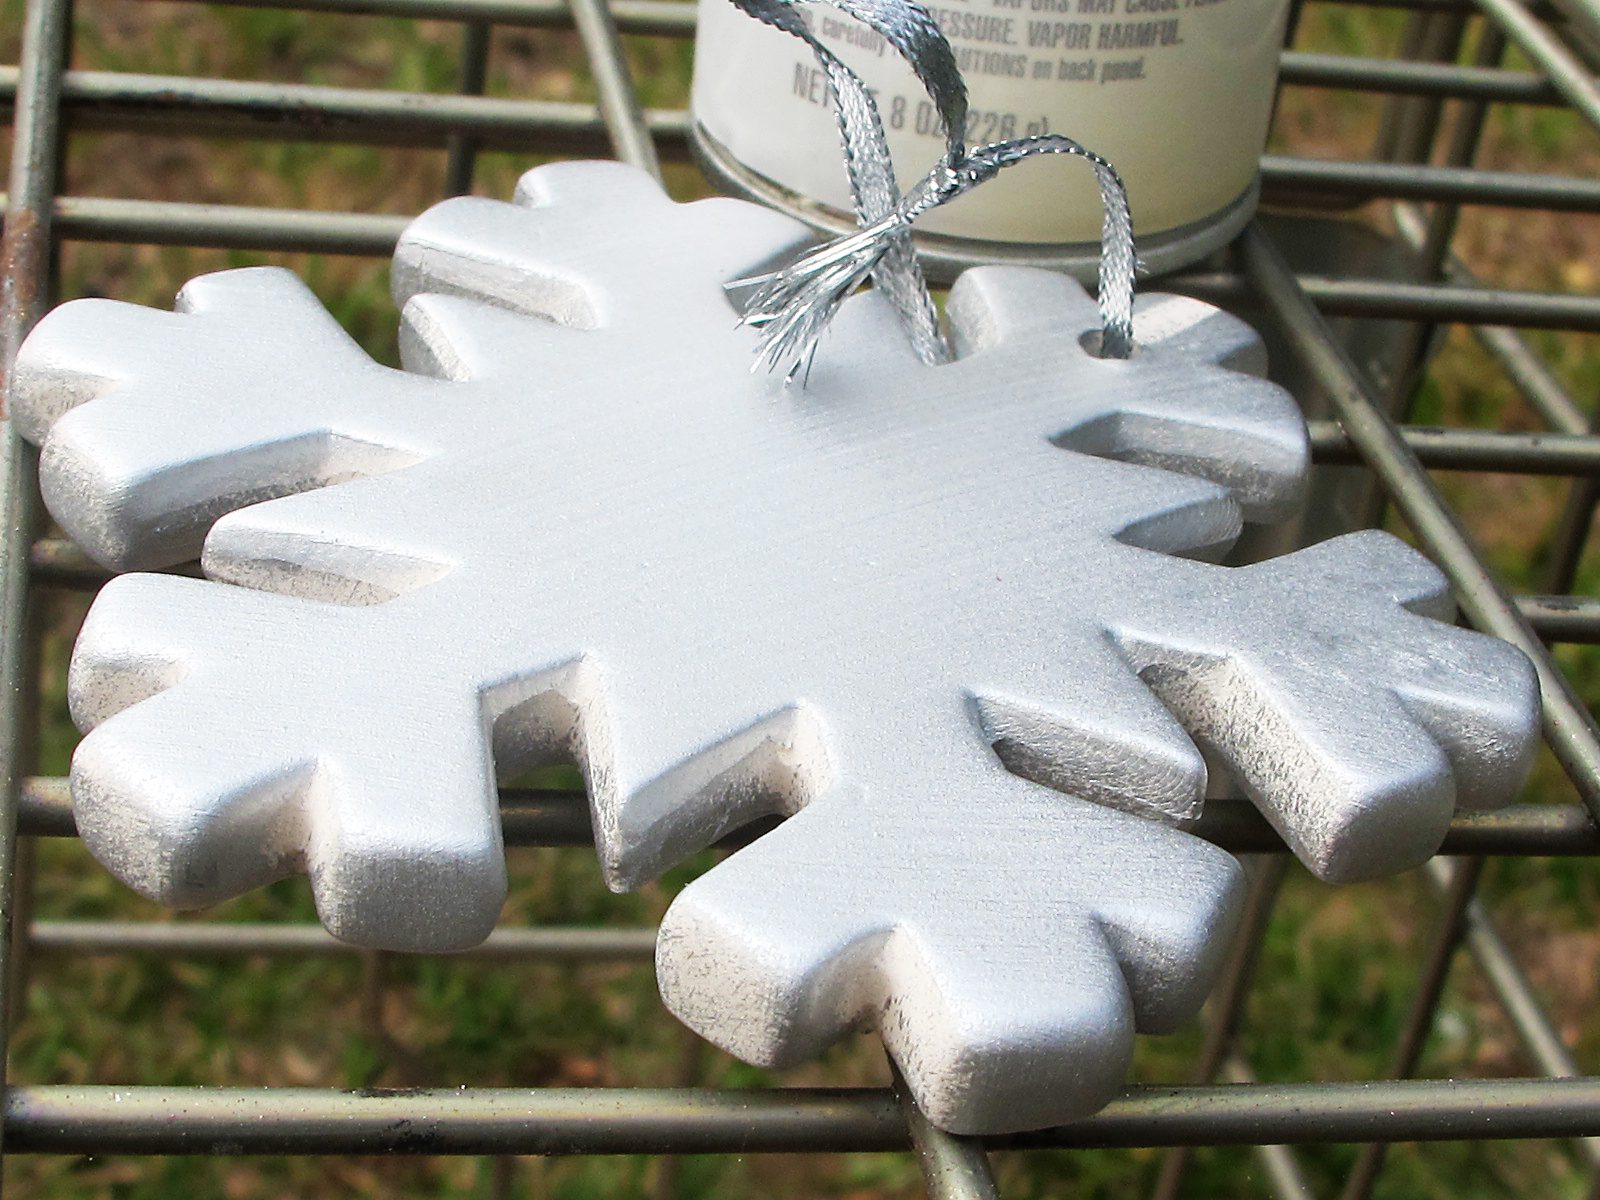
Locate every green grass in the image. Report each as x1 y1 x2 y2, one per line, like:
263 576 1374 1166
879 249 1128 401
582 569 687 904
5 1 1600 1196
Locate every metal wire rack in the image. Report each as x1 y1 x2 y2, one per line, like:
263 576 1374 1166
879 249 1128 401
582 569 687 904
2 0 1599 1192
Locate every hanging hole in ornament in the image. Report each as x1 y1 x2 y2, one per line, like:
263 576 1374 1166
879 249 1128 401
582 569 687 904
1079 328 1140 361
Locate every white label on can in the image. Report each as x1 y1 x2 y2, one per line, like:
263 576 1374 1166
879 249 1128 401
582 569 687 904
691 0 1289 245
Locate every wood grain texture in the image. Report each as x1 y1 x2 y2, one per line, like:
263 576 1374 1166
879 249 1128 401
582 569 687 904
7 161 1538 1133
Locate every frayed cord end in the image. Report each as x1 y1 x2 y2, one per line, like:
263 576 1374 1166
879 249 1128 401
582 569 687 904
735 216 904 383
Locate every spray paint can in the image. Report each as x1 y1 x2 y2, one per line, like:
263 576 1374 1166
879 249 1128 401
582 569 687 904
690 0 1290 279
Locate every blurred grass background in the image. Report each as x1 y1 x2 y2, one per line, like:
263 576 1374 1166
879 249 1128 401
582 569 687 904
2 0 1599 1195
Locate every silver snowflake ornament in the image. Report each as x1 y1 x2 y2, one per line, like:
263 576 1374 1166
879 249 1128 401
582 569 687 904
11 162 1538 1134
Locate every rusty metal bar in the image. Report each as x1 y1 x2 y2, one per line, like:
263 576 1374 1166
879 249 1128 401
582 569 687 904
0 0 73 1187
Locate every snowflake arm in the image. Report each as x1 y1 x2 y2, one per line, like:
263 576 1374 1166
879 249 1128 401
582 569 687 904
945 268 1308 523
655 693 1244 1135
68 573 512 949
1113 530 1539 880
392 158 814 331
12 269 440 572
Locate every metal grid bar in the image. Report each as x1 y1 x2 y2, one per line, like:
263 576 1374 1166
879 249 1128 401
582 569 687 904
1150 858 1293 1200
25 920 662 959
0 0 63 1196
568 0 661 172
1476 0 1600 121
443 21 494 194
4 62 1577 148
2 0 1599 1193
0 51 1581 99
1337 856 1489 1199
6 1076 1600 1153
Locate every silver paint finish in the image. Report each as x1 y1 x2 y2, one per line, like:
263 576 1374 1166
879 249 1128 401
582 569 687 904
9 162 1537 1133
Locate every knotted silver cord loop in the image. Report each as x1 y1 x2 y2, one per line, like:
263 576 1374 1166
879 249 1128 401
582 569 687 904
728 0 1139 380
730 0 947 366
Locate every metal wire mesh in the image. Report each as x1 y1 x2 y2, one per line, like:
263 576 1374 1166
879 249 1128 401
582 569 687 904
1 0 1598 1193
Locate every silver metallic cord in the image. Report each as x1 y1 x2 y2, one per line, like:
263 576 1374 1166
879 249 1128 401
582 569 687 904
730 0 946 365
725 0 1139 379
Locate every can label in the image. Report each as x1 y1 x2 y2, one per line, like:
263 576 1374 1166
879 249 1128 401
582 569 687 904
691 0 1289 245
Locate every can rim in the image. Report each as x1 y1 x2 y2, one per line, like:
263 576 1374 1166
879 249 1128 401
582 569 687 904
691 122 1262 285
